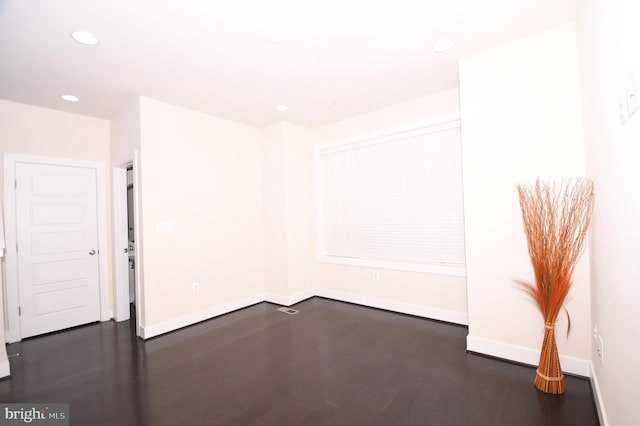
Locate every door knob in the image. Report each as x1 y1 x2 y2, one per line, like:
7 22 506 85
89 249 96 255
124 248 128 253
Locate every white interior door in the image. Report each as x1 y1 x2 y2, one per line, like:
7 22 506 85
16 162 101 338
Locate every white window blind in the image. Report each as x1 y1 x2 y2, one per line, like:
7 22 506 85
316 116 466 275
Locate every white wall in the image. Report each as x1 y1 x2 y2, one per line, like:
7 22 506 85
262 121 316 305
311 89 469 324
262 123 289 300
0 100 110 164
110 97 141 166
281 122 316 299
577 0 640 424
459 24 591 373
137 98 265 332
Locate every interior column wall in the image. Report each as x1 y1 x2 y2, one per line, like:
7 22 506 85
459 23 591 372
262 121 316 305
577 0 640 423
137 97 265 334
262 122 290 301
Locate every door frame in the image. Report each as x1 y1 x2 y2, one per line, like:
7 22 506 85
112 153 144 337
3 153 110 343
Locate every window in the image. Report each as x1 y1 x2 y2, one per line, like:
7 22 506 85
316 114 466 276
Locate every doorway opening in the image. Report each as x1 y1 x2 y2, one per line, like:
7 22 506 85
113 155 144 337
126 165 136 328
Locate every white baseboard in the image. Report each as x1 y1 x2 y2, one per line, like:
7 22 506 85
264 293 289 306
466 334 591 377
590 362 608 426
315 287 468 325
140 288 468 340
141 293 266 339
265 289 315 307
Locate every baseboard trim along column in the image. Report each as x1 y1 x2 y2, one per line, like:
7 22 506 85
590 363 608 426
140 293 266 339
466 334 591 377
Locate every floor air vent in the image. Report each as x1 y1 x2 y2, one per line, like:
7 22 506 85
277 307 299 315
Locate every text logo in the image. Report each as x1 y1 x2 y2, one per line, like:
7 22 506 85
0 404 68 426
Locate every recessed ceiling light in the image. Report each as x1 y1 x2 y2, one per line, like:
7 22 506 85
70 31 99 46
61 94 80 102
433 39 454 53
276 105 289 112
266 31 286 44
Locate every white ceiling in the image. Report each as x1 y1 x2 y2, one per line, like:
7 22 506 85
0 0 577 128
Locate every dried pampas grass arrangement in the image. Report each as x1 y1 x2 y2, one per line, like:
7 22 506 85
516 178 594 394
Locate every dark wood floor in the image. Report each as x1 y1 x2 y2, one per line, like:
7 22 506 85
0 297 598 425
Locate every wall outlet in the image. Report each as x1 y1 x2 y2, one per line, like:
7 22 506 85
597 336 605 366
594 327 605 366
372 270 380 281
192 282 200 294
